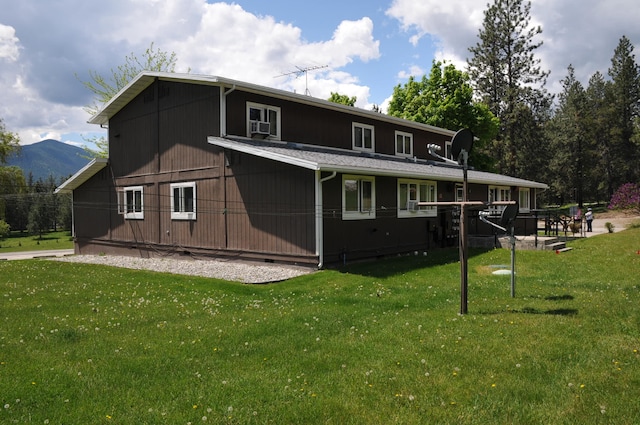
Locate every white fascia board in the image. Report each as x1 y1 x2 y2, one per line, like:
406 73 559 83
208 137 320 170
55 157 109 193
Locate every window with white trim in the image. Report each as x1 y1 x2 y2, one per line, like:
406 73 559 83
171 182 196 220
488 185 511 213
118 186 144 220
352 123 374 152
518 188 530 212
247 102 281 139
343 175 375 220
445 141 453 160
398 179 437 217
395 131 413 157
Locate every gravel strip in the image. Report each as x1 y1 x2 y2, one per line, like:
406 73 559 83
54 255 314 283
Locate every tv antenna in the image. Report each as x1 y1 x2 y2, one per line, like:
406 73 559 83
275 64 328 96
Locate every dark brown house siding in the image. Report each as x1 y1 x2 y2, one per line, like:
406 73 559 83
224 90 451 156
223 151 317 261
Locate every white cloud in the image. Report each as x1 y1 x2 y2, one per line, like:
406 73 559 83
385 0 640 93
0 24 20 61
0 0 381 145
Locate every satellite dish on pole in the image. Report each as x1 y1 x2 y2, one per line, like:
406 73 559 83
450 129 474 163
499 203 519 230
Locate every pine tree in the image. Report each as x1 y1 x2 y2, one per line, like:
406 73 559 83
607 35 640 191
467 0 551 177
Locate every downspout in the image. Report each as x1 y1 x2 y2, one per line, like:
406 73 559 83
220 84 236 137
316 170 337 269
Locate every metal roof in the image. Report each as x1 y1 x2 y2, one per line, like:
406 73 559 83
208 137 548 189
55 157 108 194
88 71 456 137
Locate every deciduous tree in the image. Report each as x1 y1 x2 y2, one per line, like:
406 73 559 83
388 61 499 170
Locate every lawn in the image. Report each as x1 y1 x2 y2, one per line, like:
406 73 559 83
1 229 639 424
0 230 73 253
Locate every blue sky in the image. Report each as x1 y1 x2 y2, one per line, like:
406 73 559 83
1 0 639 149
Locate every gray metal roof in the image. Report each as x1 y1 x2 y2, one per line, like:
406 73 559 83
208 137 548 189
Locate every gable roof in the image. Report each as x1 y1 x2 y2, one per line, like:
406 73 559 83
208 137 548 190
55 157 108 194
88 71 456 138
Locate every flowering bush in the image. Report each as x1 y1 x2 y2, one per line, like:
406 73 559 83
608 183 640 214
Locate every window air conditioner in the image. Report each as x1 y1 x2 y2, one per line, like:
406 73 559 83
250 120 271 135
407 201 419 211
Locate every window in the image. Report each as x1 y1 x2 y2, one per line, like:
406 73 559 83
488 185 511 213
343 175 375 220
398 179 437 218
119 186 144 220
518 188 530 212
395 131 413 157
445 141 453 160
352 123 375 152
171 182 196 220
247 102 280 139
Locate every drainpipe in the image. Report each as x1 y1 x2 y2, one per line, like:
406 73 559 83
316 170 337 269
220 84 236 137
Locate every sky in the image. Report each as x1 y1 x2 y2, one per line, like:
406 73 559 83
1 0 639 148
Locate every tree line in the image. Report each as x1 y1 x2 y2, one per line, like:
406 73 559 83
385 0 640 208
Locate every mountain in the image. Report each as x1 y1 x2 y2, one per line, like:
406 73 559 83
5 139 92 182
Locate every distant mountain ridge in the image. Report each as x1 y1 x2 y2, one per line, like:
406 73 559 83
6 139 92 182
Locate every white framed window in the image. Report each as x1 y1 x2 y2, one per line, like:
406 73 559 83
488 185 511 213
395 131 413 157
343 175 375 220
352 123 375 152
398 179 437 218
247 102 281 139
445 141 453 160
455 184 464 202
118 186 144 220
171 182 196 220
518 188 530 212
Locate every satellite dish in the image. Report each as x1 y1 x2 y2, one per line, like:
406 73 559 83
450 129 474 162
499 203 519 230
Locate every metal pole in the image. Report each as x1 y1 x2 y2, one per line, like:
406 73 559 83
510 231 516 298
460 151 469 315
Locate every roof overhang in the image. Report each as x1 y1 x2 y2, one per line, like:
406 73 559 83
55 157 108 194
208 137 548 190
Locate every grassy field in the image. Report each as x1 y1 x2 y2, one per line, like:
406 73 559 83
0 231 73 253
1 229 639 424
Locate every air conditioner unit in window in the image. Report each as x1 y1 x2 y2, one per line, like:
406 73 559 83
407 200 419 211
250 120 271 135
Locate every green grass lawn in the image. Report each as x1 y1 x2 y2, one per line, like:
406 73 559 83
1 229 639 424
0 231 73 253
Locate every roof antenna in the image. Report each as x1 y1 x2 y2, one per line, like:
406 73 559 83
275 64 328 96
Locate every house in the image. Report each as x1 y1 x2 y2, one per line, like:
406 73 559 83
56 72 547 267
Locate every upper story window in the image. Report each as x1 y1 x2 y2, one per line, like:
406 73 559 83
352 122 374 152
518 188 530 212
445 141 453 160
247 102 280 140
118 186 144 220
489 185 511 213
343 175 375 220
395 131 413 157
398 179 437 218
171 182 196 220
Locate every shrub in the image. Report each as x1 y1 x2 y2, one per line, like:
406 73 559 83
608 182 640 214
0 219 10 239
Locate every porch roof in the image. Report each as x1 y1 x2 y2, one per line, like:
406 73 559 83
207 137 548 190
55 157 108 194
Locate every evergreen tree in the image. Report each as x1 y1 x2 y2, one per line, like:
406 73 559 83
548 65 595 206
607 35 640 191
467 0 552 177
